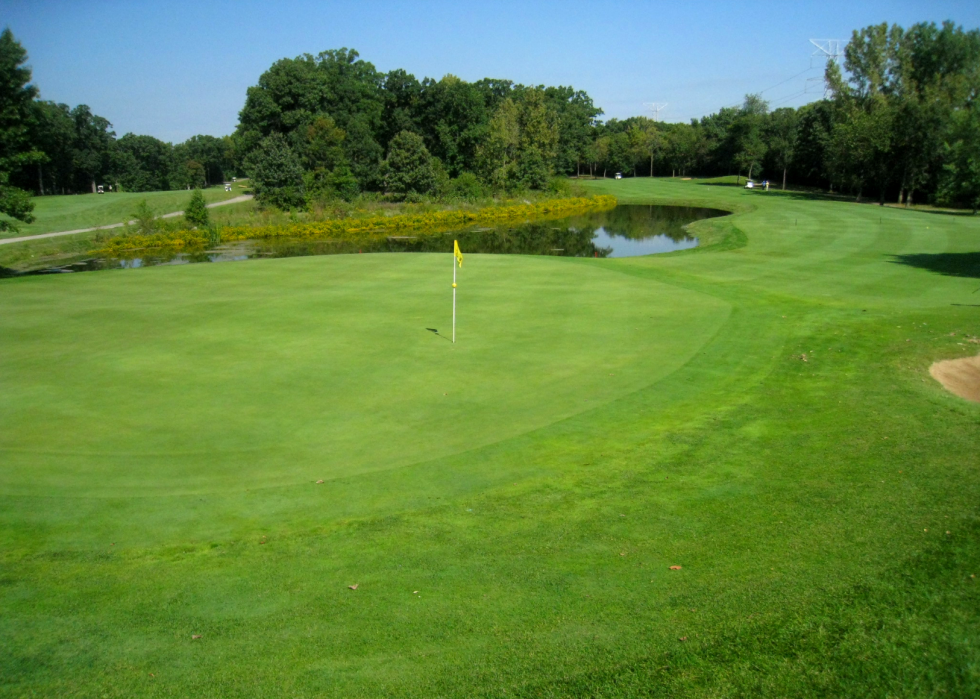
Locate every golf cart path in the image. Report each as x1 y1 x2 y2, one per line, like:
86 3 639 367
0 194 254 246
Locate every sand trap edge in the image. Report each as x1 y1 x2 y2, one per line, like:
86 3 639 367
930 354 980 403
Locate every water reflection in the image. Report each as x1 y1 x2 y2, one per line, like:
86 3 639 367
10 205 727 276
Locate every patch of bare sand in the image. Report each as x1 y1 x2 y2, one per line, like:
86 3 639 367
930 354 980 403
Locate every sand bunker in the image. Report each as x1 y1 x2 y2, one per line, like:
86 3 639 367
930 354 980 403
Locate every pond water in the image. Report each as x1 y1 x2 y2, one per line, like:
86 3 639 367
9 205 727 277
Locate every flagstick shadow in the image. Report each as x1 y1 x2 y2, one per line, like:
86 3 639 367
426 328 451 341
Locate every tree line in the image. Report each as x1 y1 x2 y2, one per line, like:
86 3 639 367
2 19 979 233
584 21 980 212
233 48 601 207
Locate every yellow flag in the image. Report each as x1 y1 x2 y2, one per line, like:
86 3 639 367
453 240 464 267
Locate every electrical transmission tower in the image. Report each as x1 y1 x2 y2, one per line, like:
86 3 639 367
643 102 668 121
808 39 844 97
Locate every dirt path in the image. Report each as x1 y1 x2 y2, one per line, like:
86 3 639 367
0 195 254 246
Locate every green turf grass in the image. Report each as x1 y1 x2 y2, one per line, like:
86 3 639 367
0 183 250 239
0 177 978 697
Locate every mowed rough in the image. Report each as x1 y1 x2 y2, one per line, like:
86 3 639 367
1 178 979 698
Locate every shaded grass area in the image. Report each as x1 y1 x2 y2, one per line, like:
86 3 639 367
1 176 979 697
892 251 980 279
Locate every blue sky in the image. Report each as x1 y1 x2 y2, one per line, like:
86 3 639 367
3 0 979 142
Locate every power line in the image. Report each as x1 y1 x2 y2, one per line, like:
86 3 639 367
757 67 818 96
769 89 810 108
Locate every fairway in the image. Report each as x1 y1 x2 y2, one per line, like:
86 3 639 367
0 185 249 239
2 179 979 697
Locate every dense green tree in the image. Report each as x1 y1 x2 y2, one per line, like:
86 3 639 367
342 114 383 188
731 94 768 182
178 159 207 189
477 89 558 190
245 132 304 209
824 21 980 204
114 133 174 192
70 105 115 193
826 89 895 200
937 102 980 213
544 85 602 176
300 115 346 171
473 78 514 115
0 28 41 230
791 101 832 188
515 87 559 187
382 130 436 196
236 48 384 191
698 106 740 176
891 22 980 204
591 136 609 178
380 69 422 148
606 130 633 176
27 101 73 194
416 74 489 177
178 134 232 185
765 108 798 190
301 116 359 204
627 118 660 177
669 122 709 176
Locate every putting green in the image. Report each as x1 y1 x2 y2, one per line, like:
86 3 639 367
0 254 728 496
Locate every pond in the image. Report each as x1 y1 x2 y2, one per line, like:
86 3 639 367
10 205 728 276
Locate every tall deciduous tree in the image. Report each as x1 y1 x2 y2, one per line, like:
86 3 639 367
732 94 768 183
765 108 798 190
417 74 489 177
0 28 41 230
544 85 602 176
627 118 660 177
70 105 115 193
477 88 557 190
938 101 980 213
114 134 174 192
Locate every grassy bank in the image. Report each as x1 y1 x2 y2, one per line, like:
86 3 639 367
1 177 978 697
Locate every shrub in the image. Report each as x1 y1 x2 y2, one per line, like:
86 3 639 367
204 224 221 248
546 177 572 196
450 172 484 200
184 189 210 228
129 199 157 235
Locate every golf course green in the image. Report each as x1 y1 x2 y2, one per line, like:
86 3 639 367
1 178 978 697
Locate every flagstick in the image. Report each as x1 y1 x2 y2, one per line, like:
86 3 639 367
452 255 457 343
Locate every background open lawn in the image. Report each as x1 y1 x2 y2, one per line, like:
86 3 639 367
0 183 251 239
0 178 978 697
